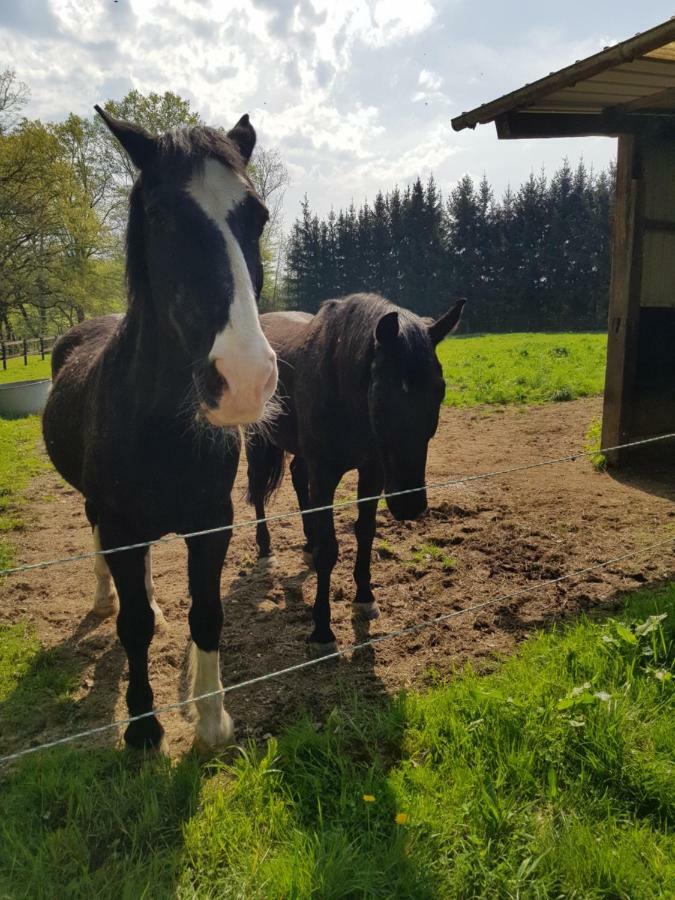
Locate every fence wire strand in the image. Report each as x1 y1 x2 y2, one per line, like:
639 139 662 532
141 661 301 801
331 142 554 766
1 533 673 766
1 431 674 578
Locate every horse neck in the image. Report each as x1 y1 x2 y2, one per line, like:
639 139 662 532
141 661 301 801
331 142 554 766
330 312 375 418
117 292 193 417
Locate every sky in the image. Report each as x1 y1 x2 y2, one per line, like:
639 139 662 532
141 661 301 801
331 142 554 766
1 1 673 224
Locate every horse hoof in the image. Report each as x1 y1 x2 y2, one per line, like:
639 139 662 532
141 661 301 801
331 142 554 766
124 717 165 753
194 710 235 753
353 600 380 621
307 640 339 660
302 550 315 570
257 554 278 570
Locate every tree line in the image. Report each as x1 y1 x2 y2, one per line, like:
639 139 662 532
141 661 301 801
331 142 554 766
0 71 288 340
284 161 615 332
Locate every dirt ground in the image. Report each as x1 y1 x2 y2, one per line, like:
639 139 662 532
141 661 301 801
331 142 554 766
2 396 674 758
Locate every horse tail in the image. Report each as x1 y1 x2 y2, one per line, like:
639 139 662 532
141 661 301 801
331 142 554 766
245 432 286 506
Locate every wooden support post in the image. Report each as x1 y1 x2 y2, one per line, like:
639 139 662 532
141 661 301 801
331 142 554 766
601 134 644 466
23 338 28 366
40 337 45 360
1 341 5 371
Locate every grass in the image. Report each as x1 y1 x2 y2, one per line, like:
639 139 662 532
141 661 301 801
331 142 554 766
409 541 456 573
585 416 607 471
0 585 672 898
437 332 607 406
0 415 47 569
0 354 51 385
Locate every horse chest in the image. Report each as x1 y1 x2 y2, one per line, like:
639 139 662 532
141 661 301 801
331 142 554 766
87 423 238 532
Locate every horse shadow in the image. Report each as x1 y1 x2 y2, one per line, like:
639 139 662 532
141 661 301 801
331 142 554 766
0 607 126 759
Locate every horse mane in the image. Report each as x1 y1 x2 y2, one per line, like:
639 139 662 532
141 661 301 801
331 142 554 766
319 293 433 382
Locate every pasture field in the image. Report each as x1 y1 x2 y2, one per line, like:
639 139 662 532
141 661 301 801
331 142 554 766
0 355 52 385
1 587 672 897
0 333 609 407
438 332 607 406
1 333 671 899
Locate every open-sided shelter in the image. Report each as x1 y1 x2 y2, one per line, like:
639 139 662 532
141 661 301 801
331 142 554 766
452 18 675 464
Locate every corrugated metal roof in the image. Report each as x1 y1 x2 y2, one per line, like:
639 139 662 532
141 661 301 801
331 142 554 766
452 18 675 133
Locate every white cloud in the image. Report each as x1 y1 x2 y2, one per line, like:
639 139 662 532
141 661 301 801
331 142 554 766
1 0 662 225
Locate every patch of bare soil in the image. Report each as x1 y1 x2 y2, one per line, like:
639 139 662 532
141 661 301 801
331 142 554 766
2 397 674 758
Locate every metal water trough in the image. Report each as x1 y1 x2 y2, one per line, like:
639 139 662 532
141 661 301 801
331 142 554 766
0 379 51 418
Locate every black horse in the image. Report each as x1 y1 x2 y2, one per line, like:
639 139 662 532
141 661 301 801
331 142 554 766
246 293 464 655
42 107 277 751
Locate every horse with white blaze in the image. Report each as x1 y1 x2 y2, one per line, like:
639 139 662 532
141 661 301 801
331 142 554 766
42 107 277 751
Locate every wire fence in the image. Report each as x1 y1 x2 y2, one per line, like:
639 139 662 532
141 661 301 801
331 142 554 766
1 427 674 764
1 532 672 766
1 430 674 579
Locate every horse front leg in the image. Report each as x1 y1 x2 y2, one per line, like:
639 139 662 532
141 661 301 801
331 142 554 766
306 469 339 656
100 528 163 751
186 515 233 751
353 464 384 621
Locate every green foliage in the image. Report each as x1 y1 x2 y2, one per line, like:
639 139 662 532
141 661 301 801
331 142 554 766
0 414 45 567
0 77 288 335
1 587 672 897
437 332 607 406
585 416 607 471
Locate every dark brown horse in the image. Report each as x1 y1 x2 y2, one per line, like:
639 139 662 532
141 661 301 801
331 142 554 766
246 293 464 655
43 108 277 751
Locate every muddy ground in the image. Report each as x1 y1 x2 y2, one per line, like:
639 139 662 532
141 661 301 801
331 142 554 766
2 396 674 758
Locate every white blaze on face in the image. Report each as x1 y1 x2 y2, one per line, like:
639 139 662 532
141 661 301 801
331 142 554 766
187 158 277 426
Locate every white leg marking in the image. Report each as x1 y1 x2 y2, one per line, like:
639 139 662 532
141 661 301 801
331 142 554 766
144 548 166 632
92 525 118 617
187 642 234 749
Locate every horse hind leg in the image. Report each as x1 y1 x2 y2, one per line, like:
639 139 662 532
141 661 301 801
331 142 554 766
290 456 315 569
144 547 166 632
92 525 118 618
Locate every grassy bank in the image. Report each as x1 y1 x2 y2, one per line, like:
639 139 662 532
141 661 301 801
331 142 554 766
0 416 46 569
0 355 52 385
438 332 607 406
1 586 671 898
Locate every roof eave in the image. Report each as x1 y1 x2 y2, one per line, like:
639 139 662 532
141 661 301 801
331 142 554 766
451 18 675 133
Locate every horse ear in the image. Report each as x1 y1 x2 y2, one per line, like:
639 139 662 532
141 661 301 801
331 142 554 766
428 298 465 346
94 105 157 170
375 311 399 345
227 113 256 164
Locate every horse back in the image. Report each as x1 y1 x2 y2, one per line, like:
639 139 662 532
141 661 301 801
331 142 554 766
51 315 123 379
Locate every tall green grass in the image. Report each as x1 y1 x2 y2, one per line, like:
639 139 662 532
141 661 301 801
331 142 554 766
438 332 607 406
1 586 672 898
